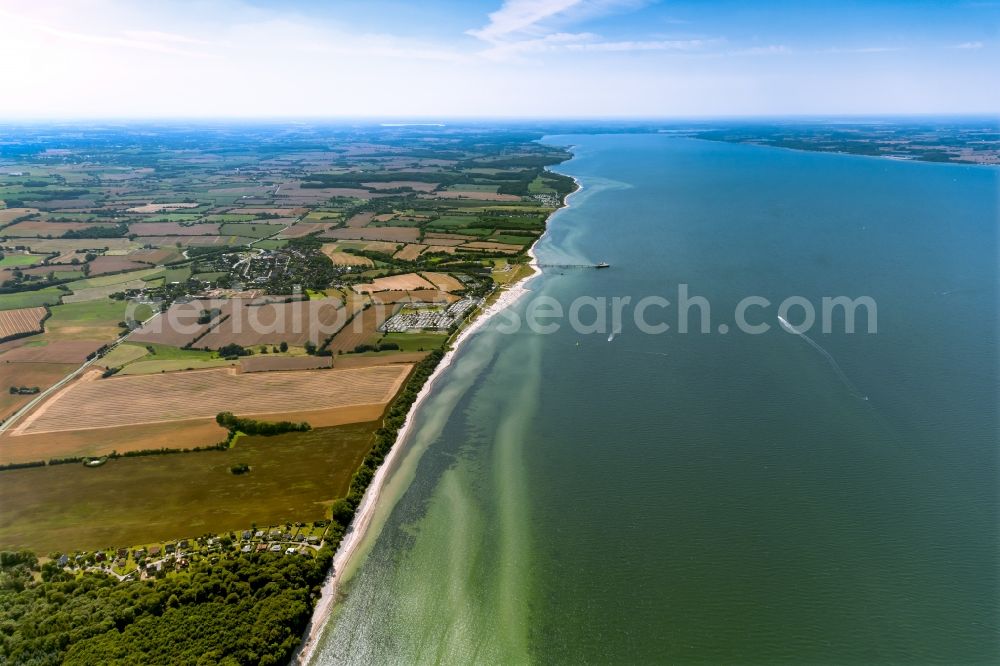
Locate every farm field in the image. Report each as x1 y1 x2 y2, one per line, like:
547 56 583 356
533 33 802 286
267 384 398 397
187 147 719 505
0 340 104 364
368 289 459 305
0 253 44 268
354 273 436 292
86 256 151 275
129 299 233 347
0 306 47 341
44 299 152 342
323 227 421 243
239 355 333 372
321 244 375 267
97 342 151 368
0 362 79 421
61 278 153 303
193 297 349 348
0 122 574 580
0 418 227 465
421 272 465 292
13 364 411 434
334 351 429 369
0 287 64 310
127 222 220 235
0 422 376 553
325 304 400 355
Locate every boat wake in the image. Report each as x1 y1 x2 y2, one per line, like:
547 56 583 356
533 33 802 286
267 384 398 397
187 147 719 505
778 316 868 401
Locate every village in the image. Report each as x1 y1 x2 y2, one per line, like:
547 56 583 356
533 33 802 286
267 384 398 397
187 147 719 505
54 520 333 583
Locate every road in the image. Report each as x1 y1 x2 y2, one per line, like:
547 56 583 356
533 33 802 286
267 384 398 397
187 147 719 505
0 309 162 435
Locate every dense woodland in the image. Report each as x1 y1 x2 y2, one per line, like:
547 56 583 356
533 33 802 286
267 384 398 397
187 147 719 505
0 549 332 665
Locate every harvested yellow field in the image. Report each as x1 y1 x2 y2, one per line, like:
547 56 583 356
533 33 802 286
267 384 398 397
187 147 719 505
421 272 464 292
321 244 374 267
354 273 436 293
0 306 47 340
344 212 375 227
0 208 38 225
13 364 411 435
393 244 427 261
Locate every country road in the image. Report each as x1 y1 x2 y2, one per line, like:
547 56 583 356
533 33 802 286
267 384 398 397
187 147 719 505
0 309 162 435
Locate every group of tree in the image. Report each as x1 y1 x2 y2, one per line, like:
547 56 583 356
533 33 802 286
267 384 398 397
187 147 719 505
61 223 129 239
0 547 333 665
215 412 311 436
217 343 250 358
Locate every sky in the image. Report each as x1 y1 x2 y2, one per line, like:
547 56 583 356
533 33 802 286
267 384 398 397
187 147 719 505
0 0 997 119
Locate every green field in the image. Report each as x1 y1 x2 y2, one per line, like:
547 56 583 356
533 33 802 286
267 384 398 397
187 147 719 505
44 299 153 341
528 174 557 194
0 287 65 310
0 423 376 553
99 343 151 368
162 265 192 283
253 239 289 250
446 184 498 193
219 222 286 239
65 267 163 290
0 254 44 268
428 215 478 228
191 271 228 282
491 234 535 246
204 214 258 223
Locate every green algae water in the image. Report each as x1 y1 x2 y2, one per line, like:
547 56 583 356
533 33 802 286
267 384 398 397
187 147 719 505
313 134 998 663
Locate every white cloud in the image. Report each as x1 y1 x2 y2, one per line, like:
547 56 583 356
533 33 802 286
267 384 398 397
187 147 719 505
468 0 585 42
822 46 905 54
729 45 791 56
952 41 984 49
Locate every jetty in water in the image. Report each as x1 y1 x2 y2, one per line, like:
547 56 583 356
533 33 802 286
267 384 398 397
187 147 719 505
537 262 610 269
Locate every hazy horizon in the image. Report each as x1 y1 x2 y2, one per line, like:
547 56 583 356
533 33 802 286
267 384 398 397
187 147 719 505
1 0 997 119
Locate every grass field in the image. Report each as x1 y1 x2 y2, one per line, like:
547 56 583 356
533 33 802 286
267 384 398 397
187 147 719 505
428 215 478 228
162 265 192 283
252 239 289 250
446 184 499 193
65 267 163 290
219 222 286 239
98 342 150 368
45 299 153 342
0 422 376 553
0 287 65 311
0 254 44 268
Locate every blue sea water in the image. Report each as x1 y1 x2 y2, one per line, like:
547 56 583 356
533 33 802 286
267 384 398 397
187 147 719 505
314 134 998 664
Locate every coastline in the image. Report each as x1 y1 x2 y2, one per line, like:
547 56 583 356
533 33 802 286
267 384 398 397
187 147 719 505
294 172 582 665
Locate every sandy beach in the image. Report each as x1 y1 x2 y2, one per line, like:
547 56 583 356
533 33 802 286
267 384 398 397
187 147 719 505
294 175 581 664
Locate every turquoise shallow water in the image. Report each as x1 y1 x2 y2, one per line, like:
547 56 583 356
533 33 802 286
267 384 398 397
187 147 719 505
314 135 998 664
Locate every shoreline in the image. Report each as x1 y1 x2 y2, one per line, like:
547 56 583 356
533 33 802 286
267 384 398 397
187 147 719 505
294 171 582 665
